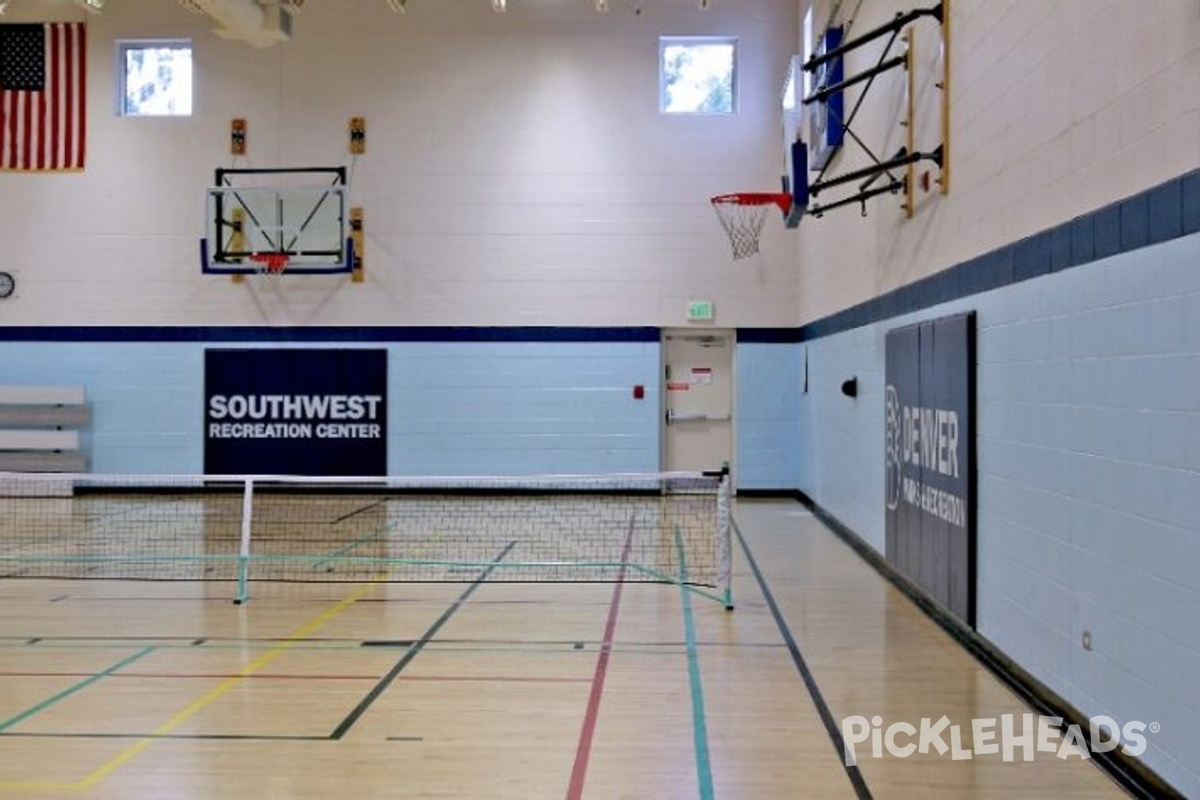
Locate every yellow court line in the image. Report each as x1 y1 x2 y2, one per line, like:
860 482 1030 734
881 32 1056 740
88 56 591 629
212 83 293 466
0 529 454 792
0 582 378 792
75 581 380 789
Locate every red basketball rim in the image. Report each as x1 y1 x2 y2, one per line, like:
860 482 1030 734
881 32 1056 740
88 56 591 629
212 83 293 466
710 193 792 214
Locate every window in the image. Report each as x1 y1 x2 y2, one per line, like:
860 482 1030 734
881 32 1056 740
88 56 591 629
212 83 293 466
119 41 192 117
660 37 736 114
802 5 814 100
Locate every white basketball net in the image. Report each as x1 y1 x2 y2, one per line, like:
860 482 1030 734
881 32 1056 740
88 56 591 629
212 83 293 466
249 253 290 279
711 198 774 261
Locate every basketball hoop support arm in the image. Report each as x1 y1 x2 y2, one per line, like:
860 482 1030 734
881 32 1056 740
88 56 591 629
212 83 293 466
802 3 942 74
803 53 908 108
808 146 941 199
794 1 949 219
809 179 904 218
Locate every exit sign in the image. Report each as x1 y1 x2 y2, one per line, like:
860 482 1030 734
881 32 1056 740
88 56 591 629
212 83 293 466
687 299 715 322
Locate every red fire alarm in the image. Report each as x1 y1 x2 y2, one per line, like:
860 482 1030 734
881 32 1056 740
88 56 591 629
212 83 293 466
632 385 645 399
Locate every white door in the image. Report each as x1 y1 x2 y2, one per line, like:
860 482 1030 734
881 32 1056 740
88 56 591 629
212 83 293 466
663 330 734 475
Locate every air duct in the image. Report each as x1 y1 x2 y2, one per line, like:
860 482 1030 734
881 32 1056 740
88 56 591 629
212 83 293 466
182 0 294 47
186 0 265 33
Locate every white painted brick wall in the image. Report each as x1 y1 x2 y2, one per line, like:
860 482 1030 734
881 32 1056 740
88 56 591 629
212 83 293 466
0 0 799 327
797 0 1200 323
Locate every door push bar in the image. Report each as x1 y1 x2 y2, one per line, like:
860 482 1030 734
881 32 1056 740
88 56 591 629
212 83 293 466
666 409 733 425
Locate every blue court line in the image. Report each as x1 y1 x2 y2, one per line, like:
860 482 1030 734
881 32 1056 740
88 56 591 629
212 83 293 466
674 528 715 800
0 647 156 733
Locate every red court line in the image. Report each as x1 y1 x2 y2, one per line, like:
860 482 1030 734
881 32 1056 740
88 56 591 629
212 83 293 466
566 516 635 800
0 671 591 683
401 675 591 684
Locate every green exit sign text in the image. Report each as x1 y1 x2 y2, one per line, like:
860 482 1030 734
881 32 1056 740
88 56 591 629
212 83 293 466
687 299 715 322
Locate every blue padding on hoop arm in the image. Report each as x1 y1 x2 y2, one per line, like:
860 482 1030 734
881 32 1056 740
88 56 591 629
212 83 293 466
784 140 809 229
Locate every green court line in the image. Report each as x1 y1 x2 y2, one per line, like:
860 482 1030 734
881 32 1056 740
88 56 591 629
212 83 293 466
674 528 715 800
310 531 384 569
72 581 384 789
0 647 155 733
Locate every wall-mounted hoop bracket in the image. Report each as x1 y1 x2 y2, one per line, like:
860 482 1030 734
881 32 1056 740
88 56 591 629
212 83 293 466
798 1 949 220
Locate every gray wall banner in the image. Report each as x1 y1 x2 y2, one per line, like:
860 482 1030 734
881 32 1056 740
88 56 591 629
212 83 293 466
884 312 976 626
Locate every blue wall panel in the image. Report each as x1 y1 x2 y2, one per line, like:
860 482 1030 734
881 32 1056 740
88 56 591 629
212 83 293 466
388 341 660 475
736 343 802 489
0 338 660 476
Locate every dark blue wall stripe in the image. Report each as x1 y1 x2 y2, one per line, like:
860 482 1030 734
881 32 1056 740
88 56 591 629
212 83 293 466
1092 203 1122 260
1147 180 1183 243
0 326 662 344
736 166 1200 346
737 328 802 344
1184 170 1200 235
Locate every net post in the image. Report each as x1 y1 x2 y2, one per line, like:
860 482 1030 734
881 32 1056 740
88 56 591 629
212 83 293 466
717 465 733 610
234 477 254 605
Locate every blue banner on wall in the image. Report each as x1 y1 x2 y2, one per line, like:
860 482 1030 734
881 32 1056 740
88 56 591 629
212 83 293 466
204 349 387 476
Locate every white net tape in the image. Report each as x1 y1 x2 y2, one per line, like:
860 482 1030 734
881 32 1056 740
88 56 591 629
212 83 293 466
0 470 733 607
712 199 773 260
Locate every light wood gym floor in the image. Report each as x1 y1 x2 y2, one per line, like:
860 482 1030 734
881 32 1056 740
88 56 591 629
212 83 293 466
0 499 1128 799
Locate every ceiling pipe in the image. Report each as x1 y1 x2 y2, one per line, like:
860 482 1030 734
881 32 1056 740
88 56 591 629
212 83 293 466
180 0 295 48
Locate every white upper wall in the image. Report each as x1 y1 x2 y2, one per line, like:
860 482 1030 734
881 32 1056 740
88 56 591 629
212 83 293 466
797 0 1200 323
0 0 798 327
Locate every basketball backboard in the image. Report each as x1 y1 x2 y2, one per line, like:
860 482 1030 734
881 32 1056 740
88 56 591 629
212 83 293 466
806 25 844 173
200 167 354 276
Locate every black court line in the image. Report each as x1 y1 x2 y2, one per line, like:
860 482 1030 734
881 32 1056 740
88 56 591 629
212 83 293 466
734 519 873 800
329 540 518 740
3 635 786 653
14 595 242 604
797 495 1178 800
3 548 512 747
329 499 387 525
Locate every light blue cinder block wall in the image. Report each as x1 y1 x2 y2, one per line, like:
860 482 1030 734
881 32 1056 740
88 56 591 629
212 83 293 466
388 341 661 475
0 338 662 476
0 343 205 474
736 342 803 489
0 332 804 485
797 231 1200 799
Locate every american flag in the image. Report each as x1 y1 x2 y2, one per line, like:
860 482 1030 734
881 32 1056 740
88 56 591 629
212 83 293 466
0 23 86 172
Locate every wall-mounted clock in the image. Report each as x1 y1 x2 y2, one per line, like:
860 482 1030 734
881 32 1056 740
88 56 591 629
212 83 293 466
0 272 14 299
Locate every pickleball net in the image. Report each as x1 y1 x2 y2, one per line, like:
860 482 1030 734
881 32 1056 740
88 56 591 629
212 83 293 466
0 470 732 607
